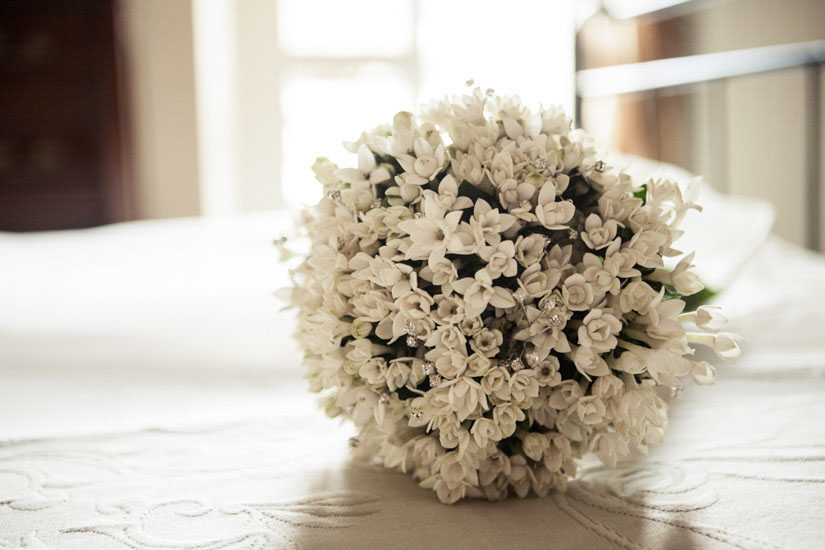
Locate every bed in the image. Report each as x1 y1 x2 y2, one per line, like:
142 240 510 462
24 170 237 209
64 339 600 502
2 161 825 549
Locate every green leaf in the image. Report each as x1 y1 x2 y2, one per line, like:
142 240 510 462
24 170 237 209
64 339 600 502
683 286 719 310
633 184 648 204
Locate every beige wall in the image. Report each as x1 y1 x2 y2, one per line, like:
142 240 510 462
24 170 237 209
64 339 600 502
120 0 201 219
121 0 282 219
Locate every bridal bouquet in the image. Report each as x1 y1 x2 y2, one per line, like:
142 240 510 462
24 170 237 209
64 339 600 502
282 88 742 504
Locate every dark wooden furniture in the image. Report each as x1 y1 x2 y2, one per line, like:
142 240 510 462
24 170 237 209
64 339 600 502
0 0 132 231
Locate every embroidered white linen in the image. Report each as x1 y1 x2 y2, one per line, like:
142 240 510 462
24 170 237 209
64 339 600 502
1 179 824 548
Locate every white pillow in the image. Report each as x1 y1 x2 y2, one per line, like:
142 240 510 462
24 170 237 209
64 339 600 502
610 154 775 290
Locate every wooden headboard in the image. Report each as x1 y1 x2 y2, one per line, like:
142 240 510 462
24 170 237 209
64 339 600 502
576 0 825 252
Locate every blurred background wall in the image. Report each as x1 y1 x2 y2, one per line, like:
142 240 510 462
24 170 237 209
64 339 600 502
1 0 823 253
0 0 575 230
577 0 825 250
121 0 200 220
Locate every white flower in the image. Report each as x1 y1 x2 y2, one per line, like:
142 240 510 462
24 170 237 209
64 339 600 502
451 269 515 318
481 366 511 401
519 263 557 298
471 417 502 448
398 198 473 265
470 328 504 357
430 294 464 325
397 288 434 320
576 395 607 425
648 252 704 296
562 273 594 311
687 331 745 361
579 253 620 296
691 361 717 385
535 356 561 387
350 317 373 339
509 369 539 402
426 347 467 379
493 403 526 438
498 179 535 210
680 305 727 331
478 240 518 279
540 105 571 135
471 199 517 246
578 309 622 353
351 289 394 322
618 280 658 314
571 345 610 379
419 256 458 286
624 229 667 268
425 175 473 212
438 451 477 489
442 376 488 421
514 234 545 267
535 183 575 230
454 151 485 185
521 431 549 461
580 213 619 250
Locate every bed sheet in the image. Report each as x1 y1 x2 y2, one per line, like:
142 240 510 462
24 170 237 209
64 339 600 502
2 210 825 548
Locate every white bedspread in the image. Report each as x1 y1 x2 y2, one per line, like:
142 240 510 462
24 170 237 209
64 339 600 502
2 206 825 548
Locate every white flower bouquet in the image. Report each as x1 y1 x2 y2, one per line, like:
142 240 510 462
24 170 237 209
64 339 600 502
281 88 742 504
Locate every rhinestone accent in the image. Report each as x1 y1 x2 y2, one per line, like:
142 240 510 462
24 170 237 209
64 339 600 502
406 334 419 347
336 236 345 251
326 189 341 202
422 361 436 376
404 320 416 334
379 393 390 405
543 297 557 311
348 437 360 448
410 408 423 420
429 373 442 387
533 157 549 172
549 314 564 328
525 352 541 367
594 160 606 173
568 228 578 240
485 88 495 97
513 288 528 304
510 358 524 372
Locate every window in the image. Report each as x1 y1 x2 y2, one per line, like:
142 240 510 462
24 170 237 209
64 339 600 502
195 0 575 213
